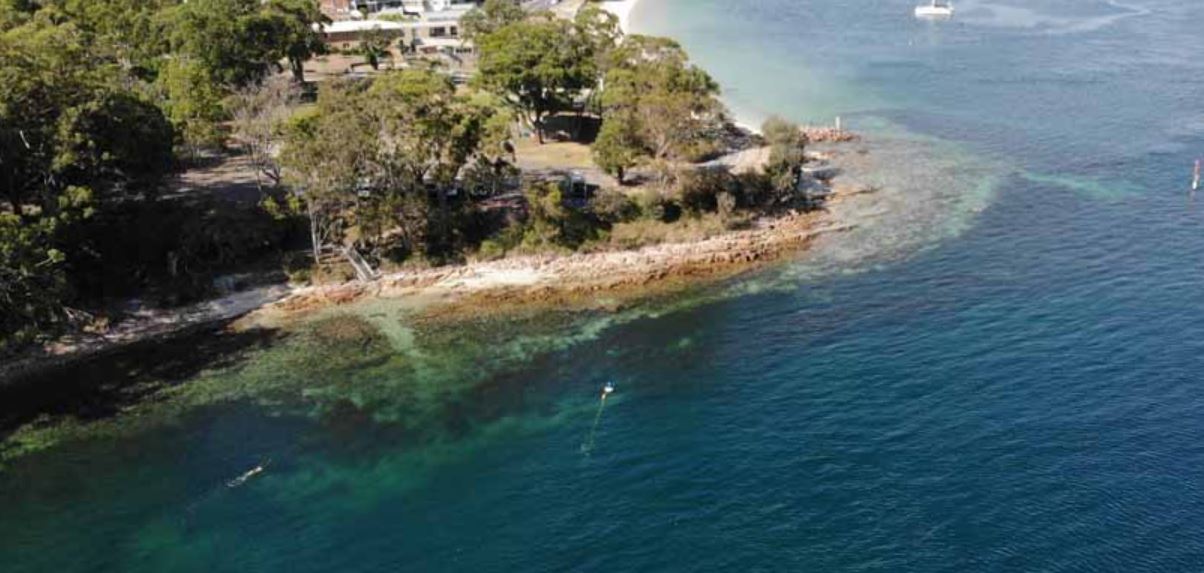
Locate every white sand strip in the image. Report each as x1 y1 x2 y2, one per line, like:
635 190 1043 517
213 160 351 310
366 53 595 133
597 0 644 33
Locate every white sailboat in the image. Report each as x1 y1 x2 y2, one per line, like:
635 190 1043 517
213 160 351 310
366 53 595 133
915 0 954 18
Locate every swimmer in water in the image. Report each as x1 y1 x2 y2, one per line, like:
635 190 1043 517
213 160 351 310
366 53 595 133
227 459 270 488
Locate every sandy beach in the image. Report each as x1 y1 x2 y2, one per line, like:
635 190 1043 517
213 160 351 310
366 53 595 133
598 0 644 33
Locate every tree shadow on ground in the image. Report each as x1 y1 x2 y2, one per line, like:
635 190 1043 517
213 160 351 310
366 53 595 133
541 113 601 144
0 322 284 444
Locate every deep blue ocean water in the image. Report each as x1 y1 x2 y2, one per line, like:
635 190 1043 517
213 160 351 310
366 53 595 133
5 0 1204 570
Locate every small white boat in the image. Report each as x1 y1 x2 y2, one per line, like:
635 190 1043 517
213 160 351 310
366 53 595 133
915 0 954 18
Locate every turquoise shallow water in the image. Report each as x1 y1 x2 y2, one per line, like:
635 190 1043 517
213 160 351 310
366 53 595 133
6 0 1204 570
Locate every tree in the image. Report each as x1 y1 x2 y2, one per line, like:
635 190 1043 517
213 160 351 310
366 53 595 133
460 92 518 198
596 35 724 181
48 0 176 72
762 115 808 196
366 70 499 254
168 0 264 86
574 4 621 73
279 82 374 265
158 58 228 158
0 213 66 351
1 16 174 213
359 26 392 71
167 0 313 87
59 91 176 199
522 180 567 248
280 71 503 262
1 16 100 214
476 17 597 143
0 2 30 31
604 35 722 162
520 180 598 250
263 0 329 83
229 76 300 195
0 14 173 348
459 0 525 42
592 111 641 184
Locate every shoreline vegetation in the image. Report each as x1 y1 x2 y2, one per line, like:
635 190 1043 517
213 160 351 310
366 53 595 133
1 0 872 384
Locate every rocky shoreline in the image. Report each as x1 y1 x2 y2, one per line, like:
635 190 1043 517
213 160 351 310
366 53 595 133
251 205 854 328
3 105 869 383
2 0 876 383
1 168 862 384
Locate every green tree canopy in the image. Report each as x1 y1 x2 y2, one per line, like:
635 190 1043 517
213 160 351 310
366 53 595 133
0 1 32 31
358 25 392 71
762 115 808 195
43 0 175 76
168 0 324 87
282 71 504 261
459 0 526 42
592 110 641 184
596 35 724 179
0 13 174 349
574 4 622 73
0 213 66 351
1 16 173 214
476 16 597 143
262 0 329 83
157 57 228 157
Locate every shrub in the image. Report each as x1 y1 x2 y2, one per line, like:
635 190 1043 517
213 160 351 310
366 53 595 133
734 171 775 209
477 223 526 260
717 192 737 223
282 251 313 285
607 214 730 250
634 187 679 222
676 167 737 216
591 188 639 225
593 114 643 184
60 199 296 305
477 239 507 261
762 115 808 198
513 181 603 251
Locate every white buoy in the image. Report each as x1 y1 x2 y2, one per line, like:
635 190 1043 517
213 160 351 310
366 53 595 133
583 384 617 454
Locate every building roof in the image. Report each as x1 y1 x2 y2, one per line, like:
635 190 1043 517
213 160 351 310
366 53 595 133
318 20 408 34
318 17 469 34
423 7 472 22
414 37 467 48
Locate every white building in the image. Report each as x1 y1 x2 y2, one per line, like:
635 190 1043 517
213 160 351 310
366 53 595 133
350 0 480 17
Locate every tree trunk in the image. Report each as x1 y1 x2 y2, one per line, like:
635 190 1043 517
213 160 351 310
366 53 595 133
291 58 306 84
308 202 322 266
533 108 545 144
249 147 265 194
574 107 583 142
438 187 450 251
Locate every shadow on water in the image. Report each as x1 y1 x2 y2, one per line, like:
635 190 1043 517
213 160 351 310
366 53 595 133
0 322 283 449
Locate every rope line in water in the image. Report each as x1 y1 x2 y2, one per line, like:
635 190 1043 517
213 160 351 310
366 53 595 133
581 394 609 455
582 384 615 455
